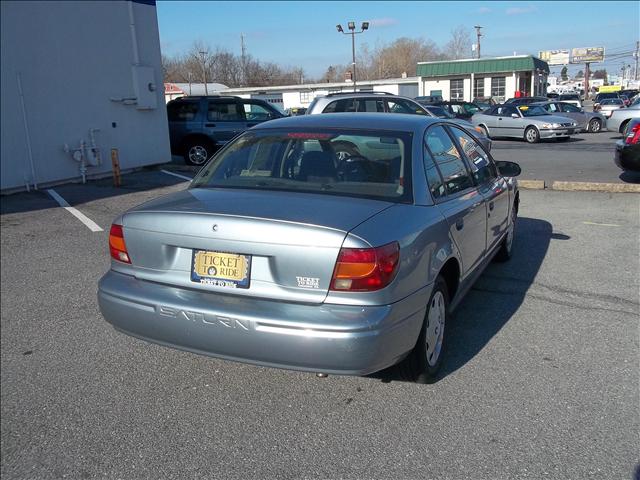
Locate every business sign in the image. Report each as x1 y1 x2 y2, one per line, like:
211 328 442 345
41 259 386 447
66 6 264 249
538 49 570 65
571 47 605 63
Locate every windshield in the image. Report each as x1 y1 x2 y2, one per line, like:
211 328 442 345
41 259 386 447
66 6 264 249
518 105 549 117
191 129 413 203
425 106 454 118
601 99 623 105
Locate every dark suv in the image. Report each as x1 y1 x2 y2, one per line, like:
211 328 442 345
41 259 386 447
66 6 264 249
167 96 283 165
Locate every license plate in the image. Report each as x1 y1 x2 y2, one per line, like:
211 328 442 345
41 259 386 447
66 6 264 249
567 129 575 135
191 250 251 289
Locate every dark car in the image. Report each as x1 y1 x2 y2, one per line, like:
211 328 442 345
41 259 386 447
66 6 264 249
472 97 497 110
614 118 640 172
431 101 483 120
504 96 549 106
594 92 620 105
167 96 283 165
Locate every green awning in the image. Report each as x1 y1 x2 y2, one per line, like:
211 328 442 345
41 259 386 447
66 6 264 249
416 56 549 77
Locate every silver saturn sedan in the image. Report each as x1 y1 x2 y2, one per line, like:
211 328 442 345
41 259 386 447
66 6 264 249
472 104 579 143
98 114 521 383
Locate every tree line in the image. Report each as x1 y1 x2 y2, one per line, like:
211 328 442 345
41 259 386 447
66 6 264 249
162 26 473 87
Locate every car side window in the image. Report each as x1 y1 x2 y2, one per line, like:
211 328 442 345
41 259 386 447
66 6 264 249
167 101 200 122
387 99 425 115
424 126 474 196
448 126 497 185
561 103 581 113
208 101 244 121
546 103 558 113
323 99 356 113
242 101 275 121
497 105 518 117
355 99 385 112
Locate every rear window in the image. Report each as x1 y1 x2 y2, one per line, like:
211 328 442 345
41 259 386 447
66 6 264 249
191 129 413 203
167 101 199 121
559 94 579 100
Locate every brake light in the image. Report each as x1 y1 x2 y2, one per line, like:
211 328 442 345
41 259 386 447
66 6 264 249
330 242 399 291
626 124 640 145
109 224 131 263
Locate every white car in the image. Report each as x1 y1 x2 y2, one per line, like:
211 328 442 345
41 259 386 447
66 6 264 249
598 99 625 119
557 93 582 109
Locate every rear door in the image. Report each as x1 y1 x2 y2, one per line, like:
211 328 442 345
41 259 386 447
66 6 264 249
424 125 487 277
205 99 246 145
447 125 509 253
167 99 203 151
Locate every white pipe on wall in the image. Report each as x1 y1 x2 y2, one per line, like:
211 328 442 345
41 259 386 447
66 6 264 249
128 1 140 65
16 72 38 190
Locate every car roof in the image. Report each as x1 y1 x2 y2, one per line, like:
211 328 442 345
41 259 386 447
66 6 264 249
252 112 440 133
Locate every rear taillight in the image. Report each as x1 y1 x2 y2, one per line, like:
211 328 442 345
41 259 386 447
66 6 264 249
626 124 640 145
330 242 399 292
109 224 131 263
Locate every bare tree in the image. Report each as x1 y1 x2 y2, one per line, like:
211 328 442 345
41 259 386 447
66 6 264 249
444 26 471 60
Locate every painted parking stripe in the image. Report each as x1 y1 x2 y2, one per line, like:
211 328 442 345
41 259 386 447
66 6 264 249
583 221 621 227
160 169 193 182
46 189 103 232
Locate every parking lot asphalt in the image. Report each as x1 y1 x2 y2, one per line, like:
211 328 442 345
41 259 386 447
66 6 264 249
490 130 640 185
1 171 639 480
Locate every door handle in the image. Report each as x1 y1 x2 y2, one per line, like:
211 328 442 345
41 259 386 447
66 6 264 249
489 201 495 211
205 123 216 127
498 118 503 121
455 219 464 231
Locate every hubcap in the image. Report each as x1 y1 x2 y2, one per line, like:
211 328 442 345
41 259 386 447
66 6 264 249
526 129 537 142
189 145 208 165
590 120 601 133
425 291 446 367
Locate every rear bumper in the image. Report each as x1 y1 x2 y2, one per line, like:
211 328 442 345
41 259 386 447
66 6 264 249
98 271 429 375
614 141 640 172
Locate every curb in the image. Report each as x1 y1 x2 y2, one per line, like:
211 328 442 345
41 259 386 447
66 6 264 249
518 180 546 190
551 181 640 193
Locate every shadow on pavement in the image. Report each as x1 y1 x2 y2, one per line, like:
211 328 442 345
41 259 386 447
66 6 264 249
0 166 196 216
371 217 559 384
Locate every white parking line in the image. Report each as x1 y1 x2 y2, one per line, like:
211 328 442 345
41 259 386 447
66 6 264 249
46 189 103 232
583 221 621 227
160 169 193 182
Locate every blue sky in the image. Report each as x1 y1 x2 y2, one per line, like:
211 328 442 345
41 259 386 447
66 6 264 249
157 1 640 78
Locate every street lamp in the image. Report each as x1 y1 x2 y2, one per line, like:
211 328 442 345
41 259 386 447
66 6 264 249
199 50 209 95
336 21 369 91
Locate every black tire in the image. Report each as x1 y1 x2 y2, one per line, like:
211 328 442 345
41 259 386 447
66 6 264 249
524 126 540 144
183 139 215 166
619 119 630 135
588 118 602 133
399 276 449 384
494 203 517 262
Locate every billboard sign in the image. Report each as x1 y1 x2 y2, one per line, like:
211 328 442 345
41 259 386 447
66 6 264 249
538 49 570 65
571 47 605 63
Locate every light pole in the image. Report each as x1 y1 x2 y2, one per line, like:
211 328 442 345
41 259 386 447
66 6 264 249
199 50 209 95
336 21 369 91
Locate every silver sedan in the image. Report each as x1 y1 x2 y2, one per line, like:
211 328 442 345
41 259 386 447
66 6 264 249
98 114 521 383
531 101 606 133
472 104 579 143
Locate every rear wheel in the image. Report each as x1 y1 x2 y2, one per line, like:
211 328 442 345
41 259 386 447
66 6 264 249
479 125 490 138
619 119 631 135
399 276 449 384
588 118 602 133
183 139 214 166
524 126 540 144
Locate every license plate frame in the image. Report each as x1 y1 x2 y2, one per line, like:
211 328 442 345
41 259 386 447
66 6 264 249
191 250 251 289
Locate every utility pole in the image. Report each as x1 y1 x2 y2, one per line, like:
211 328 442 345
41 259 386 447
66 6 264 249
584 62 590 99
635 40 639 80
199 51 208 95
241 33 247 86
474 25 483 59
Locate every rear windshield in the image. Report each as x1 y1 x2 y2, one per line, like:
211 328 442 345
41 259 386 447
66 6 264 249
191 129 413 203
559 94 579 100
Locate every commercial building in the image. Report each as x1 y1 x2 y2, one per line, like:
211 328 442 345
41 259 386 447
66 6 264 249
164 82 229 103
416 55 550 103
1 0 170 193
219 76 420 111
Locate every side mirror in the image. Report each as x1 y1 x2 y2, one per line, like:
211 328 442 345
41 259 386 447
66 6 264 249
495 160 521 177
511 113 519 118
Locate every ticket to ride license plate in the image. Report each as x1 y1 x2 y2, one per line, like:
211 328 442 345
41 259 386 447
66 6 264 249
191 250 251 289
